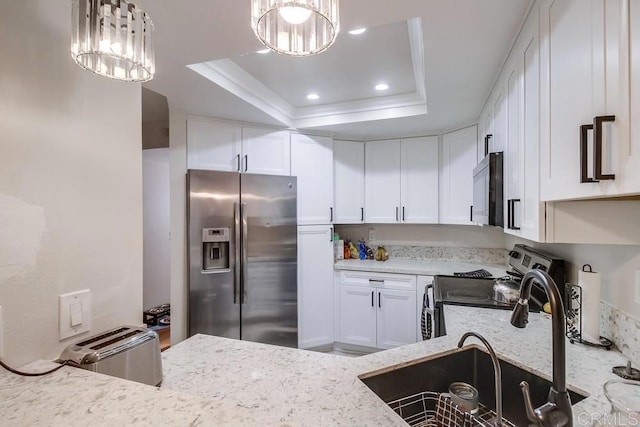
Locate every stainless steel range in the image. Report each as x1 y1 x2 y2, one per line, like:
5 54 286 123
421 244 566 340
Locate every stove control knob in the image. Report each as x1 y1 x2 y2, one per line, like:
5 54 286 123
532 263 547 271
509 250 520 259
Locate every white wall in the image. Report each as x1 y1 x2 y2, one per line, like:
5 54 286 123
0 2 143 365
336 224 507 248
143 149 171 310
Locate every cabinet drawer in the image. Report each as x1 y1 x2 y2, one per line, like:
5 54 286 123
339 271 416 291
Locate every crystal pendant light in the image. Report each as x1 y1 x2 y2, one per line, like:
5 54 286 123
251 0 340 56
71 0 155 82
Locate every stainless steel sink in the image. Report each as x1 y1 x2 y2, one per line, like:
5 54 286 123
359 345 588 426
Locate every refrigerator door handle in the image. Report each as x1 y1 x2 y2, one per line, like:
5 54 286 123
234 202 241 304
241 202 248 305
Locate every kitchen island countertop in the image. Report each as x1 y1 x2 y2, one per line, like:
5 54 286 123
0 305 627 426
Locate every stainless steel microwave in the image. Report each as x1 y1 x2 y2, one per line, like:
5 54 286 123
472 152 503 227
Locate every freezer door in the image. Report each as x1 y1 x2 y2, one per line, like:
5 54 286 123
240 174 298 348
187 170 240 339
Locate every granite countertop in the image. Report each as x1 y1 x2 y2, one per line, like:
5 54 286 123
0 305 628 426
334 258 508 277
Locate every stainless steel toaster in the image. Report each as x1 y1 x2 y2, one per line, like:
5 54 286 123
59 325 163 386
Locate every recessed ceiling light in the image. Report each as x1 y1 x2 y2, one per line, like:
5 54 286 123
375 83 389 91
348 28 367 35
257 48 271 54
306 93 320 100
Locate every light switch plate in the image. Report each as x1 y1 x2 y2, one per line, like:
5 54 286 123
59 290 91 341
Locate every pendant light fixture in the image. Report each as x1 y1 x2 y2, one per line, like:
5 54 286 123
71 0 155 82
251 0 340 56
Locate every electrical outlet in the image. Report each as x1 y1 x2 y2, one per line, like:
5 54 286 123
635 268 640 305
368 228 376 242
0 305 4 359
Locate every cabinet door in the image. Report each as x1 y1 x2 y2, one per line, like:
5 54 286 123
291 134 334 225
504 57 522 236
333 140 365 224
337 285 377 347
491 91 506 154
297 226 334 349
440 126 477 224
241 127 291 176
365 140 401 223
187 118 241 172
519 10 545 242
540 0 621 200
376 289 417 349
401 137 439 223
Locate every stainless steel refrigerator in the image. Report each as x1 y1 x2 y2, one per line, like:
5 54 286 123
187 169 298 348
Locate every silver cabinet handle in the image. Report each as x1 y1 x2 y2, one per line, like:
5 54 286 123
330 207 333 222
395 207 399 222
236 154 241 172
244 155 248 172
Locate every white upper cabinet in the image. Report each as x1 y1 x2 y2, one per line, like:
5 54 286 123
365 138 439 224
365 140 402 223
241 127 291 176
401 137 439 223
186 117 290 176
501 4 545 242
187 117 241 171
440 126 477 225
291 133 334 225
333 140 365 224
539 0 640 200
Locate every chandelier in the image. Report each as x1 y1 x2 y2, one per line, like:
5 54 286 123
251 0 340 56
71 0 155 82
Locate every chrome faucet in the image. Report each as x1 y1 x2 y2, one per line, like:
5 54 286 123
510 269 572 426
457 332 503 426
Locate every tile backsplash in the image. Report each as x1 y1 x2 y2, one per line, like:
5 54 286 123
600 302 640 367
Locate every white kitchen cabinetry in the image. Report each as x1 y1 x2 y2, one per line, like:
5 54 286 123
401 137 439 223
291 134 334 225
333 140 365 224
297 225 334 349
241 127 291 176
187 117 241 172
365 140 401 223
186 117 290 176
539 0 639 200
336 271 416 350
502 5 545 242
365 138 438 224
440 126 477 224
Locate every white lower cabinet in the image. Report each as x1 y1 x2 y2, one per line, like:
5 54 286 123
336 271 416 350
297 225 334 349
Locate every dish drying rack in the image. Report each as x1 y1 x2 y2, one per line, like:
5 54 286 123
388 391 516 427
565 284 612 349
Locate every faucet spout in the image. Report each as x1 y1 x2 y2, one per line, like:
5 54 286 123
458 332 502 426
510 269 572 426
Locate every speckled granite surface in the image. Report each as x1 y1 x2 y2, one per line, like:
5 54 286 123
334 258 508 277
601 301 640 366
384 245 509 265
0 306 629 426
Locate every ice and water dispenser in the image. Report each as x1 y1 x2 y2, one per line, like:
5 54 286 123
201 227 230 271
